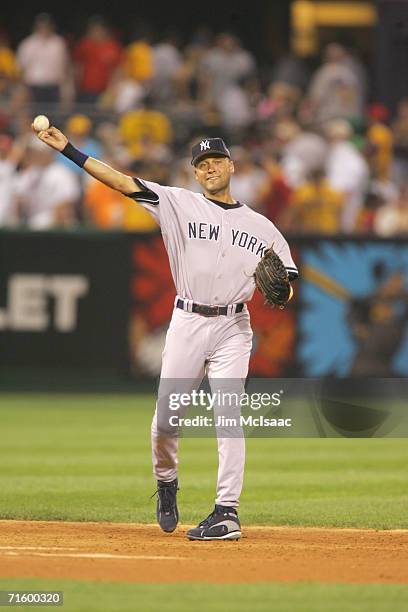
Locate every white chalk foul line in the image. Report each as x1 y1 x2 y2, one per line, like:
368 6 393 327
1 550 185 561
0 546 77 551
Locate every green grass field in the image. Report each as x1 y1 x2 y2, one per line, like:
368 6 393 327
1 393 407 612
0 579 407 612
0 393 407 528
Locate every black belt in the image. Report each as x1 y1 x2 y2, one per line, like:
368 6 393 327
176 298 244 317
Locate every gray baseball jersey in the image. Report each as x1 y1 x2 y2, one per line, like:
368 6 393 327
129 178 298 305
130 177 298 509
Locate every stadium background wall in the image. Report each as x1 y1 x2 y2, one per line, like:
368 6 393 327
1 230 407 390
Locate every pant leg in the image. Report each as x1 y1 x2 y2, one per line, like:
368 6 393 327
207 311 252 507
151 308 207 481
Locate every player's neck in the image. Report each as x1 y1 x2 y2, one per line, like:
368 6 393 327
203 188 236 205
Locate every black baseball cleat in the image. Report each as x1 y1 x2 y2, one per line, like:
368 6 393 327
153 478 179 533
187 505 241 541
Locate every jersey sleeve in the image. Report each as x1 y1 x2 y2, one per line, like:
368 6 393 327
126 178 174 226
269 226 299 281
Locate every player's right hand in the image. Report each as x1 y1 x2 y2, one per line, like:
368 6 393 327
32 125 68 152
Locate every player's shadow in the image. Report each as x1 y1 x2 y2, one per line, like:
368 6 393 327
315 377 405 437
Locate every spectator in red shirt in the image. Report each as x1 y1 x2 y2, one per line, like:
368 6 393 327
259 156 292 226
73 16 123 104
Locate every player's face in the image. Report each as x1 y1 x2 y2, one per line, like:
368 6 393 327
194 156 234 195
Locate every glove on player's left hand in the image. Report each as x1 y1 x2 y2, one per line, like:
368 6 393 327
254 247 292 309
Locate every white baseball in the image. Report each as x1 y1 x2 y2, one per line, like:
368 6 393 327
33 115 50 132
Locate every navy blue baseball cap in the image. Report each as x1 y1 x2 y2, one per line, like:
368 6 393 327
191 137 231 166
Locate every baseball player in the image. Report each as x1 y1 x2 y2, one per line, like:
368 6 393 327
34 125 298 540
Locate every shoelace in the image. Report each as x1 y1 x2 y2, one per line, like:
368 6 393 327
150 484 178 514
199 508 226 528
199 507 237 528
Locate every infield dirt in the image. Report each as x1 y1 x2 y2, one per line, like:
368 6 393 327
0 521 407 584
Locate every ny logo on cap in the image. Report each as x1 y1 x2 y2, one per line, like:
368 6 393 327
200 140 210 151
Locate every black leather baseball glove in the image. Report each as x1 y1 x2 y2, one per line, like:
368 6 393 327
254 247 292 309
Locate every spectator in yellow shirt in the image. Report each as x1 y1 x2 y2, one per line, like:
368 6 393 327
123 24 154 83
0 33 18 79
366 103 393 181
0 33 23 127
119 98 173 157
285 169 344 234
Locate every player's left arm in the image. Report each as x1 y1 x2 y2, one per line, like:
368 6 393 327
273 235 299 282
269 229 299 303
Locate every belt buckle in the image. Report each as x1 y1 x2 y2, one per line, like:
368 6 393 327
199 304 219 317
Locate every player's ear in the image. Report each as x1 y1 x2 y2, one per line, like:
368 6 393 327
229 160 235 174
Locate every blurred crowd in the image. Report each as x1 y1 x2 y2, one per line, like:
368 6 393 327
1 12 408 235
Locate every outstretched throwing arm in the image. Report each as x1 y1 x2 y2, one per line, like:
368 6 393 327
33 125 140 196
